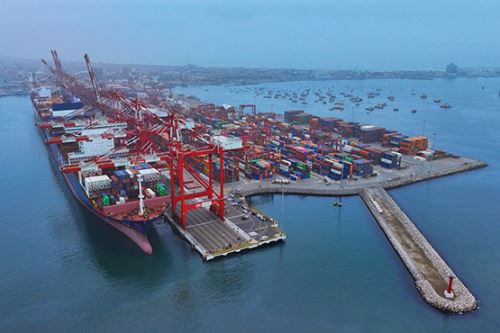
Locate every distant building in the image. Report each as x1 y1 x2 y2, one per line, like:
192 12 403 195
446 63 458 74
94 67 104 82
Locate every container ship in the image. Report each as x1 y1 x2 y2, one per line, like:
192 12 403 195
31 86 170 254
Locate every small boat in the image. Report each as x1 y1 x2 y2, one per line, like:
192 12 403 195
365 107 374 111
440 103 452 109
420 94 427 99
387 96 395 101
333 201 343 207
393 108 399 112
411 109 417 113
433 99 441 103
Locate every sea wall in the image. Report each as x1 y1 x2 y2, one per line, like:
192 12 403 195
360 188 477 313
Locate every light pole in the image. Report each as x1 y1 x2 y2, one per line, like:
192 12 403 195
351 103 358 123
281 182 285 231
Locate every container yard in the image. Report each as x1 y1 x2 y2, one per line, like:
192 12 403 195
34 50 487 313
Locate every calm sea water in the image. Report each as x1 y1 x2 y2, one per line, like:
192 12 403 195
1 78 500 332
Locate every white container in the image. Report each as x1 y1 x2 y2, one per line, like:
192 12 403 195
139 168 160 182
145 188 156 198
332 161 344 169
330 169 342 175
280 159 292 166
343 145 352 153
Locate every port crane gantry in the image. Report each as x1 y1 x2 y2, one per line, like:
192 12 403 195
39 50 226 226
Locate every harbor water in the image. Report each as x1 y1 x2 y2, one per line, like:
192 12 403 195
1 77 500 332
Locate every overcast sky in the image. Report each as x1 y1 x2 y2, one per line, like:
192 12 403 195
1 0 499 70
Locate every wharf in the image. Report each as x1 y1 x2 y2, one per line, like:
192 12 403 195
360 187 477 313
164 199 285 261
228 156 486 197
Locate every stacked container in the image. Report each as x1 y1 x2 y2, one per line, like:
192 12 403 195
355 126 385 143
380 151 402 168
399 136 428 155
353 159 373 177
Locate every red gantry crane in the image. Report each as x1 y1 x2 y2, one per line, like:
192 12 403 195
40 50 226 227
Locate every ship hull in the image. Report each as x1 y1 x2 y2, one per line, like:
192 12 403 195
34 108 157 254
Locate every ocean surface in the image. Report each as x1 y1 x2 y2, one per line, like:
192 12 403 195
1 78 500 332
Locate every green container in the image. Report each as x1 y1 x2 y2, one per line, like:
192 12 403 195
156 183 167 196
297 162 308 169
102 194 110 206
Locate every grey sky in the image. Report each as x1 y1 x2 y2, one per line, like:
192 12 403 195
1 0 499 70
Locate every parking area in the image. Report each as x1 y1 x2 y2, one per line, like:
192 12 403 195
225 195 282 243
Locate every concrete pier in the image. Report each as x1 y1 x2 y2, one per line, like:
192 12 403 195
360 187 477 313
228 157 486 198
165 198 285 261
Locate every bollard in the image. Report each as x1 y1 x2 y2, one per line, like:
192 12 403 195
444 276 454 299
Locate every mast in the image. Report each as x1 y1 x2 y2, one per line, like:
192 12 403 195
84 53 102 108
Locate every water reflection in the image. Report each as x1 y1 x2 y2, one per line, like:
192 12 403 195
202 259 254 300
44 154 171 284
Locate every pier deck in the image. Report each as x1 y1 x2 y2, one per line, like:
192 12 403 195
165 199 285 261
360 187 477 313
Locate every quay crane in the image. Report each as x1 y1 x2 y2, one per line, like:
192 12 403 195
39 50 226 227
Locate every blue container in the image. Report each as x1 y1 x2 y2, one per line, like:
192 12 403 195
329 172 341 180
381 161 393 169
319 169 329 176
279 170 289 176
